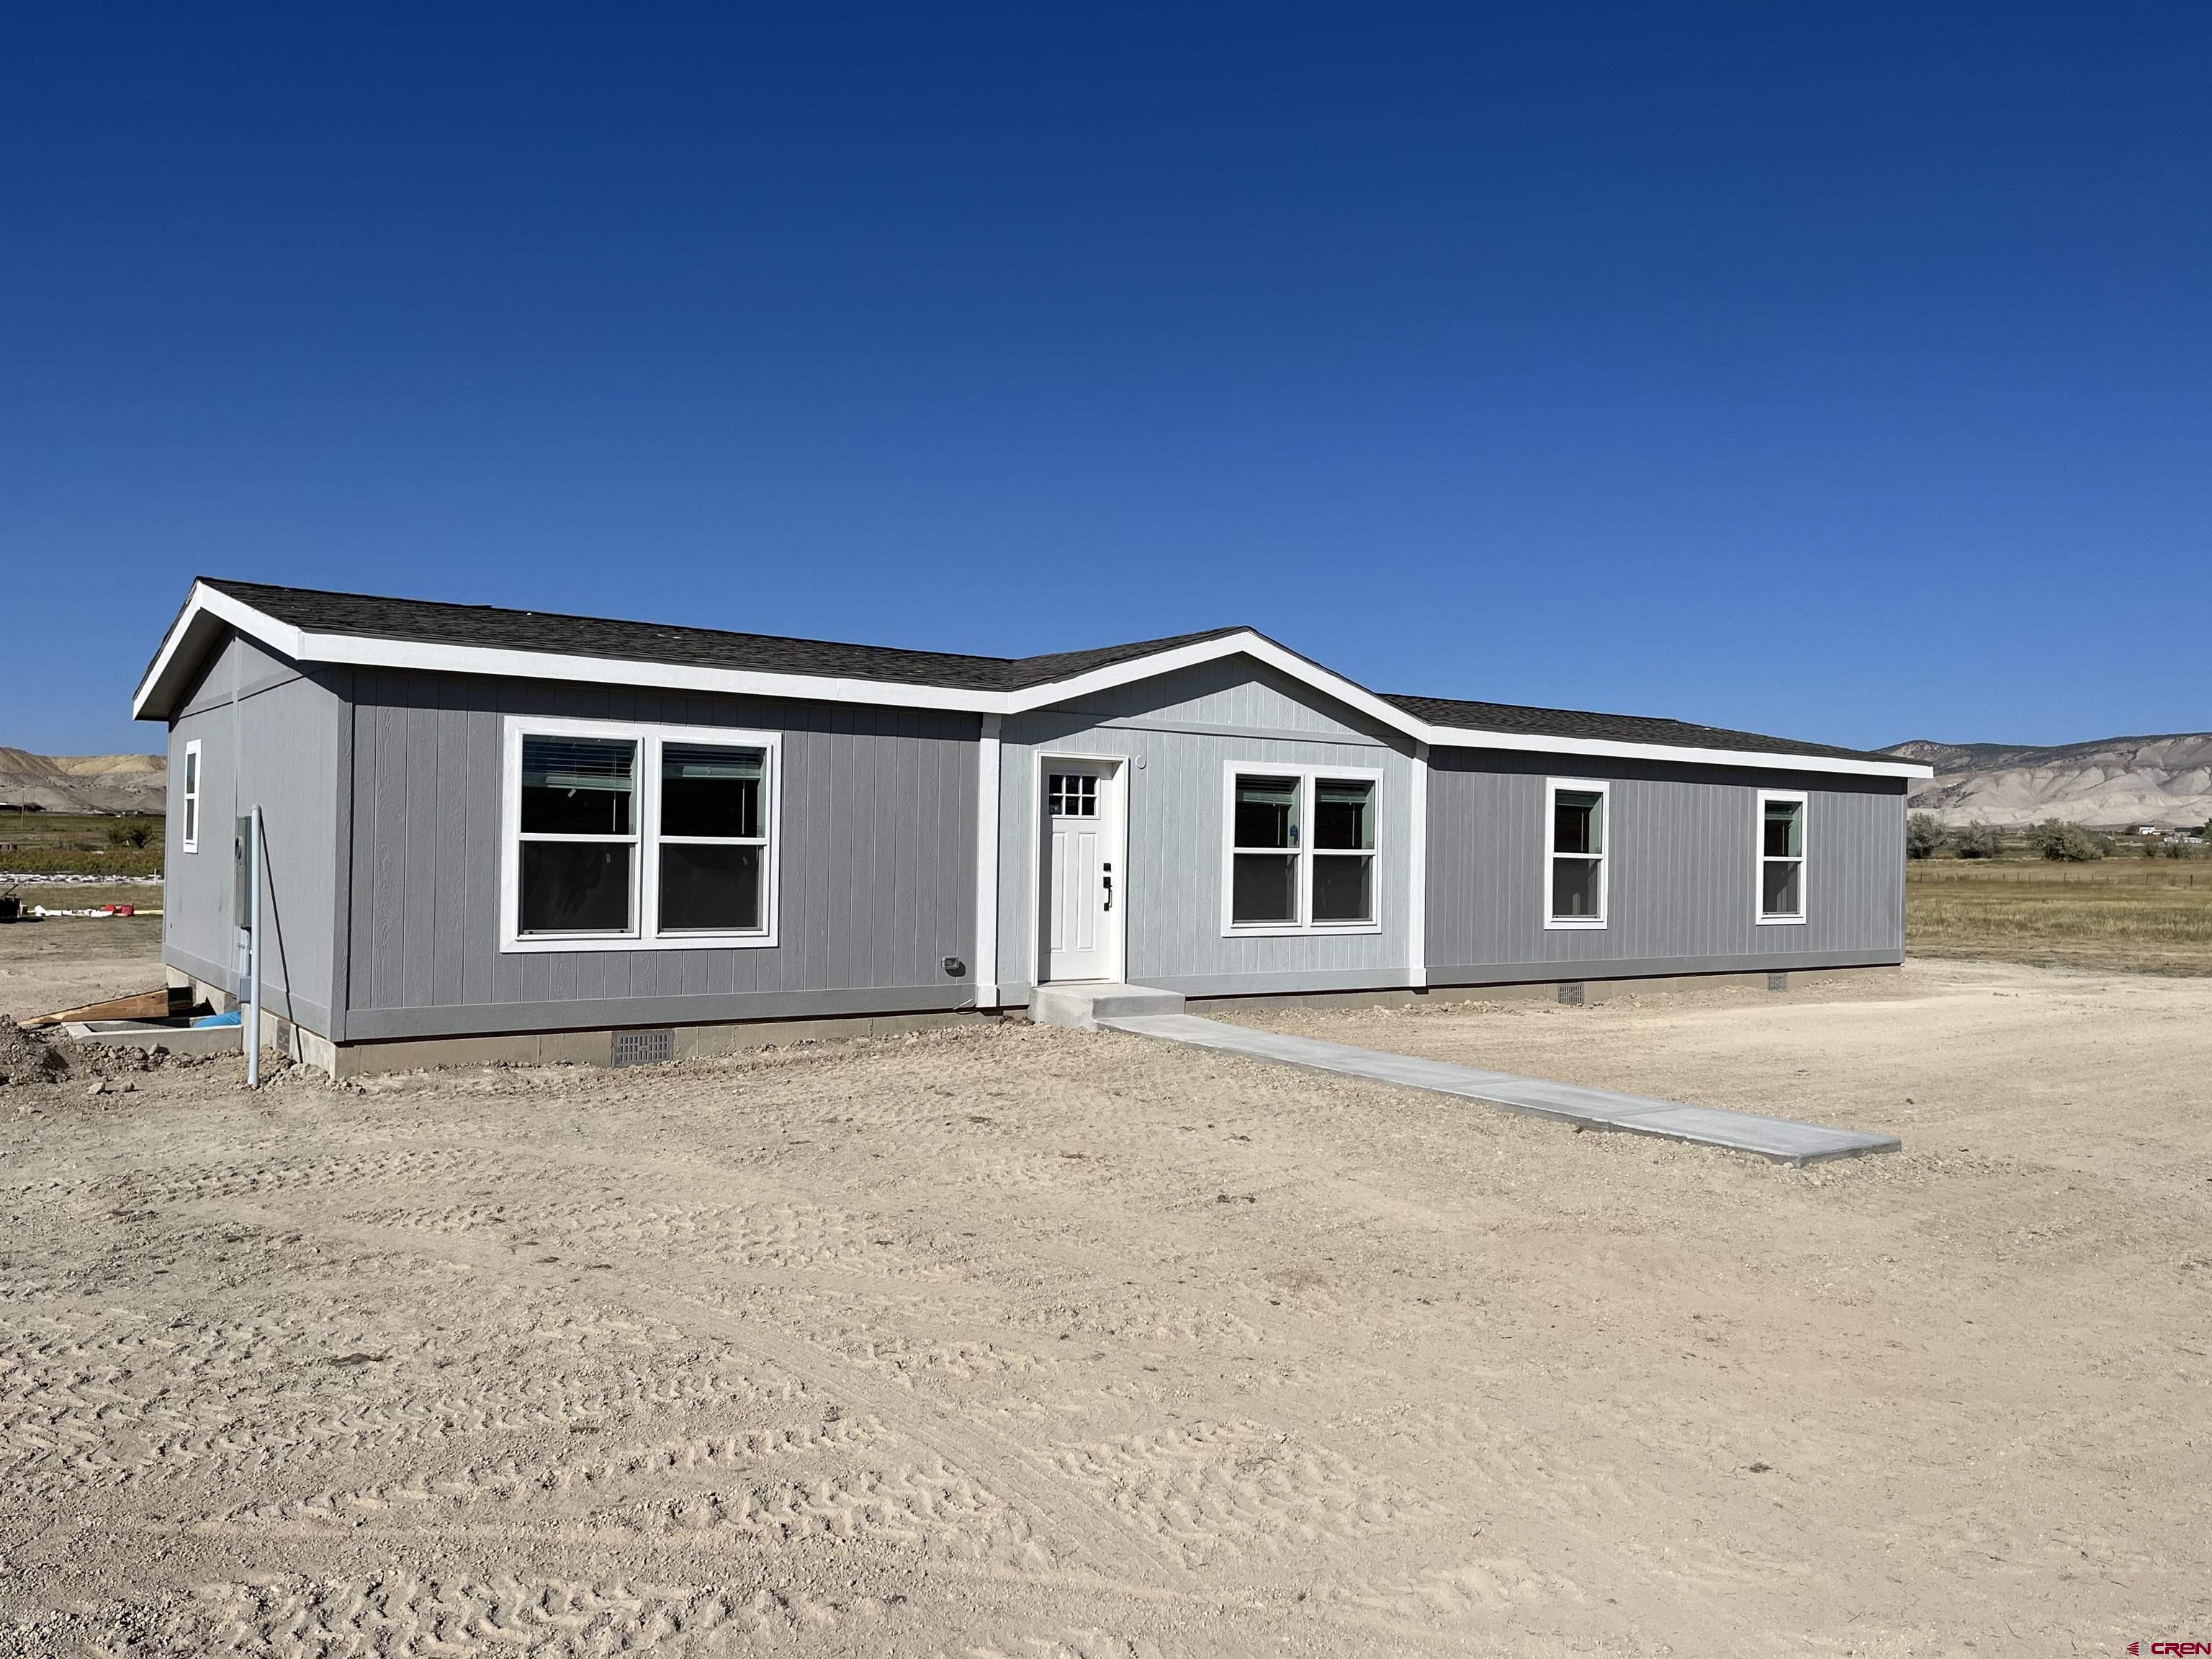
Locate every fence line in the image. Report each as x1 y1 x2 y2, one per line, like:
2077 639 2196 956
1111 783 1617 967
1906 866 2197 888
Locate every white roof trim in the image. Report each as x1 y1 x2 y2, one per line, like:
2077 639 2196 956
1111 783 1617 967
133 583 1933 779
1419 724 1926 778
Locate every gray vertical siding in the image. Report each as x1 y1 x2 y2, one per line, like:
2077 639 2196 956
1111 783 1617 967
997 660 1421 1001
163 632 343 1033
158 626 1910 1040
338 671 979 1040
1424 750 1906 981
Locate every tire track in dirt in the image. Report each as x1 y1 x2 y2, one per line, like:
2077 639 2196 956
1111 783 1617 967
217 1197 1197 1593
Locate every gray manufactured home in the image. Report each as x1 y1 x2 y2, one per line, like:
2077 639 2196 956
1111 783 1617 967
134 580 1930 1075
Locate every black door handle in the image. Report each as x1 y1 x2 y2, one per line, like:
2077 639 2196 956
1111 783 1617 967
1102 865 1113 912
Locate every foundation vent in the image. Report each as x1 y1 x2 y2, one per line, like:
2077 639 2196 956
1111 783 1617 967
613 1028 677 1069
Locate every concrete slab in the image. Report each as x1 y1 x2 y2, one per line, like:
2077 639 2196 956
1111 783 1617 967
1030 983 1185 1030
65 1021 245 1058
1098 1012 1900 1166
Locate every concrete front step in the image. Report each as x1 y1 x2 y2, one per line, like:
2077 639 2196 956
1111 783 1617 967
1028 983 1186 1030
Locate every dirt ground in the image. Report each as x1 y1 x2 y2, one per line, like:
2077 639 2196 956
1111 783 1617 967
1 925 2207 1657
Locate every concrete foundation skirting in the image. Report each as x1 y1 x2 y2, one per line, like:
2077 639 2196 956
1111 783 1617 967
178 960 1903 1079
1187 961 1902 1015
321 1007 994 1079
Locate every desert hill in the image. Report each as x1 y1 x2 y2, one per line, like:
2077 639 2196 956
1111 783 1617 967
1882 734 2212 830
0 749 167 815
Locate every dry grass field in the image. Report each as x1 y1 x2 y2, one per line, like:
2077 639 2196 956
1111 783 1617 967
1907 856 2212 975
2 922 2209 1656
0 812 163 879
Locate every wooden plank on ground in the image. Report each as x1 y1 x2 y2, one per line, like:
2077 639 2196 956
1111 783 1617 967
22 988 176 1029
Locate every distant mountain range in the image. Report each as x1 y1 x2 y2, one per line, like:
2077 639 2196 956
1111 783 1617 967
1881 734 2212 830
0 749 166 815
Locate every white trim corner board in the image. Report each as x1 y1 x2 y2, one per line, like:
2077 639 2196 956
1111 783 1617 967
973 714 1002 1007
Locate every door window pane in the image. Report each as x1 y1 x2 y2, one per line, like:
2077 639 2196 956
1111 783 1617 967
521 737 636 835
520 842 632 933
660 843 763 932
1552 855 1602 920
1234 776 1299 849
1553 790 1603 855
1314 779 1374 850
1762 858 1801 917
661 744 763 838
1232 853 1299 925
1763 799 1803 858
1048 773 1098 817
1312 855 1373 923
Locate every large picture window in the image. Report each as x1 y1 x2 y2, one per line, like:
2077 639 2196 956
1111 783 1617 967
500 717 780 953
1546 778 1609 928
1220 764 1382 935
1757 791 1807 924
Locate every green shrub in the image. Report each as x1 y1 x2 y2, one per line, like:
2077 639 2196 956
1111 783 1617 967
2026 819 2110 862
1906 812 1946 860
1955 822 2001 860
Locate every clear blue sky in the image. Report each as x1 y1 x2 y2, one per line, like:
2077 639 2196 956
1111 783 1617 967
5 4 2207 757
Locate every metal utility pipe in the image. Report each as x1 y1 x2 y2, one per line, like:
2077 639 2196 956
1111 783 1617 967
247 806 263 1088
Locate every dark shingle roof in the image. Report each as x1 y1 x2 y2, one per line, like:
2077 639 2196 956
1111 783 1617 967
1381 692 1888 764
199 578 1244 694
184 578 1897 765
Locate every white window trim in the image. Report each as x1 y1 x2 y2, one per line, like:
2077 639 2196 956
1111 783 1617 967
498 714 781 954
1218 761 1385 938
1544 777 1610 930
1756 788 1809 926
180 738 202 854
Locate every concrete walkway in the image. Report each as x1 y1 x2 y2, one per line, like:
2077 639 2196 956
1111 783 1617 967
1100 1012 1901 1165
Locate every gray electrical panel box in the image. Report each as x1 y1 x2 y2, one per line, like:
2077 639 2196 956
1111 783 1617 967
233 815 256 923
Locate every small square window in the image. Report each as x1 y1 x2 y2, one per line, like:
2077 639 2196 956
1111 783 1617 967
1048 773 1099 818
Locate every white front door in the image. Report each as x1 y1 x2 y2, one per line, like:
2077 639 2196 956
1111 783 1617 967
1044 763 1121 982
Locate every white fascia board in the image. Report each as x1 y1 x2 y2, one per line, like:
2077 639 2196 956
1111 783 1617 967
133 585 993 719
132 583 309 719
1421 723 1933 780
294 631 993 713
136 587 1935 779
1001 631 1434 742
